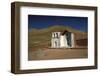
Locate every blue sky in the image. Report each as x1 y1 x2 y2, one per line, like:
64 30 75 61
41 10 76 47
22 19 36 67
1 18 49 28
28 15 88 32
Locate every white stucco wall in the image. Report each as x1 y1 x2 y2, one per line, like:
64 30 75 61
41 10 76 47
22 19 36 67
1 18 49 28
60 35 68 48
51 38 60 48
71 33 75 48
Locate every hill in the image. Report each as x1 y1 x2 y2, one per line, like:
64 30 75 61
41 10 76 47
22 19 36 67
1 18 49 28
28 25 87 51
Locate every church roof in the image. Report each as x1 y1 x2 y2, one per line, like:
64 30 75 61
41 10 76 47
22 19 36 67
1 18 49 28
52 30 71 35
61 30 71 35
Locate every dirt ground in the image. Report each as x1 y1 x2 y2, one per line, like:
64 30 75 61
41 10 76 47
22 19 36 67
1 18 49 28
28 48 88 60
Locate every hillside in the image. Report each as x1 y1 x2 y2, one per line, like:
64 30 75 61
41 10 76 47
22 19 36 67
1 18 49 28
28 25 87 51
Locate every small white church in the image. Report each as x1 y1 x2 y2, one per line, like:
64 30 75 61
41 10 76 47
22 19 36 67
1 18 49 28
51 30 75 48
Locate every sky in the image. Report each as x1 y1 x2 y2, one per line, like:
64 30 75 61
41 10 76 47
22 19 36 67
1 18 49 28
28 15 88 32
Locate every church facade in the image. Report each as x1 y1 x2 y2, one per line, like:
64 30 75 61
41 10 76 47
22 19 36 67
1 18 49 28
51 30 75 48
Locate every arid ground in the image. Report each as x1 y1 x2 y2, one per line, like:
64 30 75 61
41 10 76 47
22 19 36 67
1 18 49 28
28 48 88 60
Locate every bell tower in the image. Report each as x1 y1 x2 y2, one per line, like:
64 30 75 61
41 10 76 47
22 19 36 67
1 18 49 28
51 32 60 48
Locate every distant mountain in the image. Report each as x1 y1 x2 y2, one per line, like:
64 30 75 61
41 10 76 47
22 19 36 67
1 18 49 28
28 25 87 51
29 25 87 34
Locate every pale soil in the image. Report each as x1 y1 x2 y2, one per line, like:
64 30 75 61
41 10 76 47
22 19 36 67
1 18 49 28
28 48 88 60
